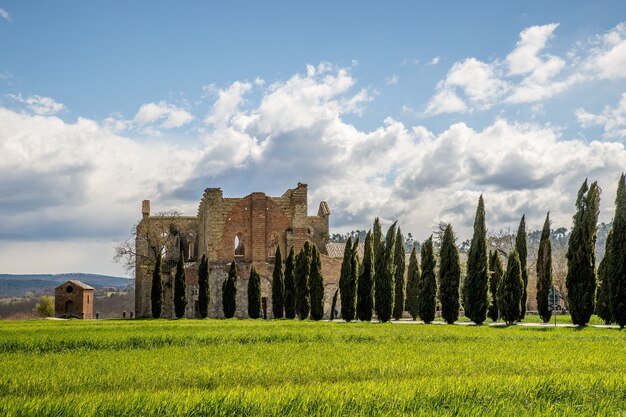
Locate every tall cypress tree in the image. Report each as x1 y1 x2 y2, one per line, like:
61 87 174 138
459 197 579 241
222 260 238 318
357 231 375 321
497 250 524 325
284 247 296 319
309 244 325 320
536 213 552 323
406 246 421 320
463 195 489 325
198 254 210 319
566 179 600 326
488 250 503 322
439 224 460 324
350 239 360 319
151 253 163 319
515 215 529 321
393 230 406 320
419 236 437 324
373 217 383 272
295 241 312 320
609 174 626 327
247 267 261 319
375 222 397 322
271 246 285 319
596 231 612 325
174 251 187 319
339 237 357 321
330 289 339 321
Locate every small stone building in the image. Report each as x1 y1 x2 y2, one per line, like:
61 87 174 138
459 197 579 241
135 183 345 319
55 280 94 319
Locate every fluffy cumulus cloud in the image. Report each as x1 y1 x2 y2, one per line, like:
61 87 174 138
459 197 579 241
2 62 626 275
425 58 508 114
577 92 626 139
425 22 626 115
587 23 626 79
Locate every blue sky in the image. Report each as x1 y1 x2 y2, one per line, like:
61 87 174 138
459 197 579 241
1 1 626 275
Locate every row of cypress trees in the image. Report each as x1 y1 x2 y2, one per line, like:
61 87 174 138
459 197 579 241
150 175 624 326
151 249 207 319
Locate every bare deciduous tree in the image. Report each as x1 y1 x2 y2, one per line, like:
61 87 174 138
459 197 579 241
114 210 182 276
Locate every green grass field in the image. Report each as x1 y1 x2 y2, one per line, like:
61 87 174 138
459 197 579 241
1 319 625 416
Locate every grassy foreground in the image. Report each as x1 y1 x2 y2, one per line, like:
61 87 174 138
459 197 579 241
1 319 625 416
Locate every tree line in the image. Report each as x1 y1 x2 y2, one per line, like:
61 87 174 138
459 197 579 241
148 174 626 327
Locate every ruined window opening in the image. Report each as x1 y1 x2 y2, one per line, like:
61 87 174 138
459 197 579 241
87 296 90 304
234 233 245 257
66 285 73 294
188 242 195 260
268 232 280 258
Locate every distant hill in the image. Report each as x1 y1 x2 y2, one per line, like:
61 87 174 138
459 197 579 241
0 273 132 297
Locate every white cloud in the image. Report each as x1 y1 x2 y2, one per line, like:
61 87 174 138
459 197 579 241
8 94 66 115
204 81 253 127
428 56 440 65
505 23 585 103
385 74 399 85
133 100 193 129
0 7 11 22
425 58 507 114
425 89 467 115
587 23 626 79
506 23 560 75
424 22 612 113
576 92 626 138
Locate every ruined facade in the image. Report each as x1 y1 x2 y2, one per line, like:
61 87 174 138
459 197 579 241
55 280 94 319
135 183 344 318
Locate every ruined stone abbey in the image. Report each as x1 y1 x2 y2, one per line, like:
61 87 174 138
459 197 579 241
135 183 344 318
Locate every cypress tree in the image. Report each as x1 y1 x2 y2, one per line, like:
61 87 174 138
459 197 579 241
198 254 210 319
309 244 325 320
357 231 375 321
375 222 397 322
487 250 503 322
536 213 552 323
222 260 238 318
330 289 339 321
439 224 460 324
566 179 600 326
596 232 612 325
373 217 383 271
350 237 360 317
393 229 406 320
271 246 285 319
295 241 312 320
497 250 524 325
515 215 529 321
406 246 421 320
419 236 437 324
151 253 163 319
174 251 187 319
339 236 357 321
609 174 626 327
247 267 261 319
463 195 489 325
284 247 296 319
